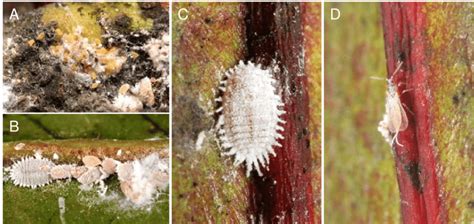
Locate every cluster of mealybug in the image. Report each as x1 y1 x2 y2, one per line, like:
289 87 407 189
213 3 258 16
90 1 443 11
8 153 169 206
8 155 110 189
215 61 286 176
117 153 169 205
378 61 409 146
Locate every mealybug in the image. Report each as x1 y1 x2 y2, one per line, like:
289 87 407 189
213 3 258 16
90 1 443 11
215 61 286 176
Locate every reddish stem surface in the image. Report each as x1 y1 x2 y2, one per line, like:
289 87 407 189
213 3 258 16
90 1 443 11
381 3 443 224
245 3 315 223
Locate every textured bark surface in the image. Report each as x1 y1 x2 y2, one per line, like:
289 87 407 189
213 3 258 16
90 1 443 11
172 2 321 223
303 3 322 223
245 2 318 223
381 3 473 223
381 3 436 223
424 4 473 222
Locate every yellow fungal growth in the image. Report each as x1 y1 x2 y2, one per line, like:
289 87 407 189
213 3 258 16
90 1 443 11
41 3 154 41
97 48 126 76
27 39 35 47
49 26 127 80
96 48 109 56
36 32 45 41
105 62 117 75
55 28 63 41
90 82 100 89
130 51 140 60
89 71 97 80
119 84 131 95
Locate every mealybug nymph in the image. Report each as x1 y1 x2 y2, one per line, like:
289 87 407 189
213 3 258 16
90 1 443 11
215 61 286 176
9 157 54 189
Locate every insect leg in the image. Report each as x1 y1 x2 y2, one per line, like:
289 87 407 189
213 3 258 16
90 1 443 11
401 88 413 95
391 131 404 147
402 102 415 116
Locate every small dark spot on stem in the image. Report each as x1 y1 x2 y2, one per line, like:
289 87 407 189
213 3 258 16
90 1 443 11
139 2 159 9
468 200 474 209
397 51 405 62
302 128 309 136
403 162 422 192
297 130 304 139
77 7 83 15
452 94 460 105
290 81 297 94
298 115 304 122
204 18 212 24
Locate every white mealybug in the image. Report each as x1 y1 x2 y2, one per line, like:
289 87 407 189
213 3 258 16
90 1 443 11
9 157 55 188
101 157 118 175
378 61 408 146
71 166 88 179
7 152 168 206
76 167 102 186
50 164 75 180
116 153 169 205
215 60 286 176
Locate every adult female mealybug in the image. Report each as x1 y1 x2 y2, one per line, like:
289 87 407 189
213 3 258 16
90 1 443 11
215 61 286 176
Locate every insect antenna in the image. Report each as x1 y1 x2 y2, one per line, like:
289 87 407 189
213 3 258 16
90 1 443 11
390 61 404 81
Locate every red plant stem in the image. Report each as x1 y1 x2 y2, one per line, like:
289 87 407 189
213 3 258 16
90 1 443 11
245 3 315 223
381 3 443 224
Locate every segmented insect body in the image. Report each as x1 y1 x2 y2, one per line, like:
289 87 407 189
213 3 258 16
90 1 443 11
82 155 101 168
77 167 101 185
215 61 286 176
386 79 408 133
116 162 133 182
101 158 118 175
50 164 75 180
10 157 55 188
71 166 88 179
116 153 169 205
378 62 408 146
